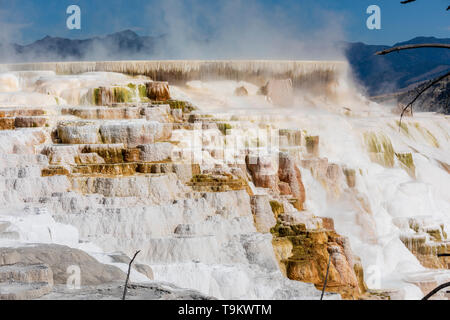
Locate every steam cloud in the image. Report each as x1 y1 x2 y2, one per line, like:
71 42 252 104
0 0 348 63
146 0 347 60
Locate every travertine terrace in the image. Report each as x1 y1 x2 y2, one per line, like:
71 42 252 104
0 60 449 300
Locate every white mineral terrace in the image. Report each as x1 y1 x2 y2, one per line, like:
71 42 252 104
0 62 448 300
0 60 347 87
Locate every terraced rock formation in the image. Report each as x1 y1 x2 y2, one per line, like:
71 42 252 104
0 62 448 300
0 70 349 300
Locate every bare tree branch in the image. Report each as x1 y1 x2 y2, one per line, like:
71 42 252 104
320 253 332 300
375 43 450 55
373 37 450 128
400 0 449 11
422 282 450 300
399 71 450 128
122 250 141 300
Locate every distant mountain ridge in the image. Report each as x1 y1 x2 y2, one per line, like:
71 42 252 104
345 36 450 95
1 30 165 62
1 30 449 97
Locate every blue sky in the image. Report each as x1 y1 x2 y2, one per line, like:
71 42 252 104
0 0 448 45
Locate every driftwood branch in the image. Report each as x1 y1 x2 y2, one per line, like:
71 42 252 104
320 253 332 300
422 282 450 300
399 71 450 128
122 250 141 300
375 43 450 56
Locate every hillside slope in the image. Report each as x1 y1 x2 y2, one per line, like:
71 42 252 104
345 37 450 96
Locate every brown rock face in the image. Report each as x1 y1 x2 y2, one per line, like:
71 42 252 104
271 220 366 300
123 148 141 162
41 166 70 177
246 153 306 210
187 172 252 193
80 145 127 163
71 163 138 176
322 217 335 231
278 182 292 195
278 153 306 210
246 155 279 191
75 153 106 165
14 117 47 128
0 118 15 130
146 82 170 101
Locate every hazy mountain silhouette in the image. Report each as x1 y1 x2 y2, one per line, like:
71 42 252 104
1 30 166 62
345 36 450 95
1 30 448 97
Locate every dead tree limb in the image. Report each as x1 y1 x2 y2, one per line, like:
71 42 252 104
399 71 450 128
320 253 332 300
422 282 450 300
374 41 450 128
122 250 141 300
400 0 449 10
375 43 450 56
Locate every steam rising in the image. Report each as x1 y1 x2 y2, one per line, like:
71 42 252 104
0 0 347 63
146 0 346 60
